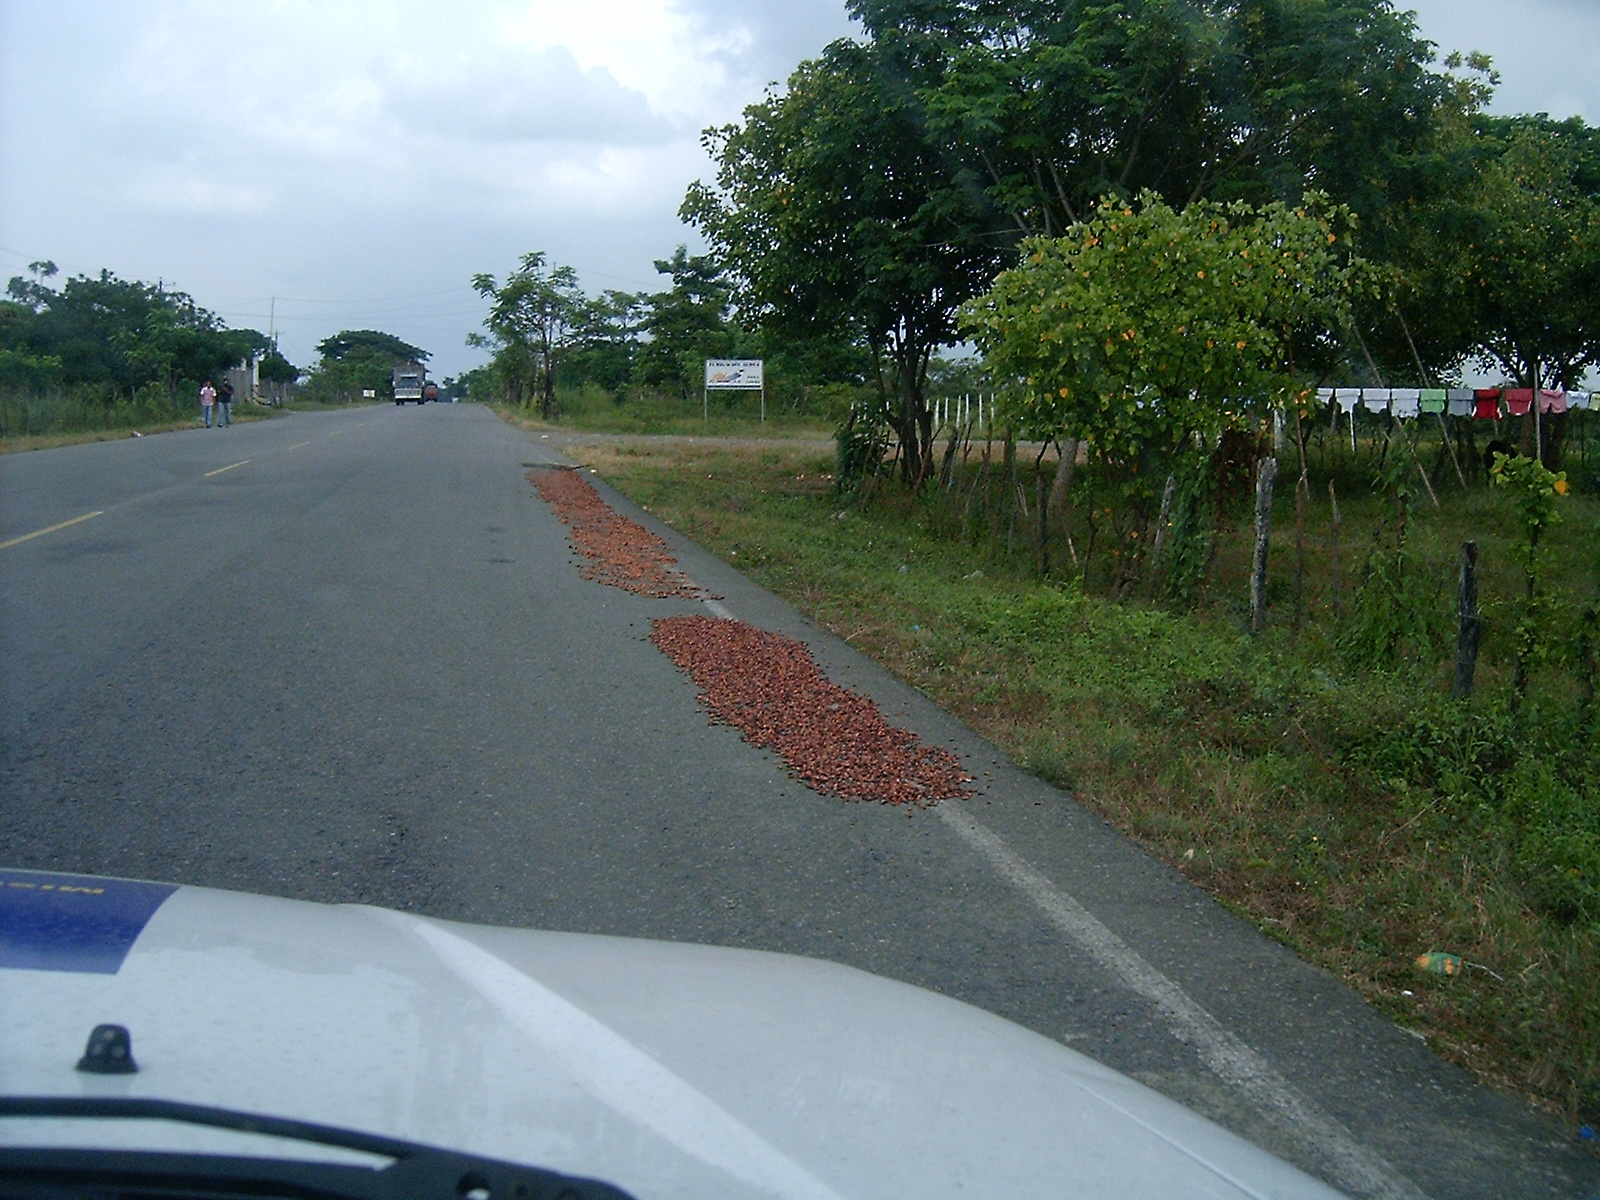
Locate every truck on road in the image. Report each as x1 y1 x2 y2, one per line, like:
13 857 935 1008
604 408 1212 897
392 361 427 404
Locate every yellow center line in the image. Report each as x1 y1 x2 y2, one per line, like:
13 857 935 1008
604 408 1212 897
0 510 104 551
204 460 251 477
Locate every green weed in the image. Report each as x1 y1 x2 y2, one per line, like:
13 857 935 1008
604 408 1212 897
572 433 1600 1126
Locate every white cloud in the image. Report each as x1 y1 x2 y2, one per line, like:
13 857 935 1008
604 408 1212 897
385 44 676 145
9 0 1591 377
0 0 862 372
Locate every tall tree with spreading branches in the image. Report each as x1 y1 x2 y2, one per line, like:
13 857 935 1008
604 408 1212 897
471 253 588 418
684 39 1007 485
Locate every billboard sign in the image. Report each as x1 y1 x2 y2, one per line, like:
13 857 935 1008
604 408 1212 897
704 359 764 390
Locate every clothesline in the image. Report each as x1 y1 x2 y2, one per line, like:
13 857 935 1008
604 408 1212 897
1314 386 1593 419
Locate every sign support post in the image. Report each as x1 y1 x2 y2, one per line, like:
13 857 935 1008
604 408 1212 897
703 359 765 427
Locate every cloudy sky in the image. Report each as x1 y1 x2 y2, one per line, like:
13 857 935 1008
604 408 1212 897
2 0 1597 377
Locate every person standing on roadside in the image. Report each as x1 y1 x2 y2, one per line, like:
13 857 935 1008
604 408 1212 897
200 380 216 427
217 378 234 427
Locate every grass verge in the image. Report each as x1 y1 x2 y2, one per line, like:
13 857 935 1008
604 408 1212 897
497 388 838 439
0 397 386 454
562 431 1600 1132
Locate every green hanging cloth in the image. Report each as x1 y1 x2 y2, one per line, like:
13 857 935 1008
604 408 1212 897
1419 388 1446 414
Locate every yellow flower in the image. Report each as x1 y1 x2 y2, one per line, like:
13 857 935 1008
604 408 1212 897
1555 478 1570 495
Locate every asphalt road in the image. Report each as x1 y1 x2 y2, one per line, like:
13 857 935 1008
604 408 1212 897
2 404 1595 1199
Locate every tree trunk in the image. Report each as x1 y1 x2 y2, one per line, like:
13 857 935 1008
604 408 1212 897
1002 430 1017 550
1049 439 1079 515
1544 409 1568 472
1452 541 1483 700
1518 360 1539 461
938 421 963 490
1148 473 1177 579
1293 469 1308 633
1035 443 1052 577
1049 438 1081 569
1250 456 1279 636
1328 479 1343 623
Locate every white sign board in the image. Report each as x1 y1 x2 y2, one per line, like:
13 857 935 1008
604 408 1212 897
361 389 376 398
704 359 764 390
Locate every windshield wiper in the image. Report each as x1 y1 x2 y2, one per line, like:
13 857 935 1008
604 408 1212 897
0 1096 637 1200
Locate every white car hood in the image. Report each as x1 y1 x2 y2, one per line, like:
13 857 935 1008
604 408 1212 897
0 868 1343 1199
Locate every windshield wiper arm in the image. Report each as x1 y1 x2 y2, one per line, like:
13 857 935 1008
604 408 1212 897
0 1096 637 1200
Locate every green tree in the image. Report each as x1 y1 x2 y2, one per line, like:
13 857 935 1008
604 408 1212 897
315 330 428 364
961 191 1369 583
1457 117 1600 461
1347 51 1500 384
302 329 425 403
634 247 740 398
257 349 299 386
1492 451 1572 707
567 289 647 394
3 267 266 395
853 0 1455 235
256 348 299 405
470 253 587 418
684 39 1007 484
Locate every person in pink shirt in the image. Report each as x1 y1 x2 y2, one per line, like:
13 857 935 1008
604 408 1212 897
199 380 217 427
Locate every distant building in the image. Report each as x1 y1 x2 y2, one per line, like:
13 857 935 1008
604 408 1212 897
226 356 259 405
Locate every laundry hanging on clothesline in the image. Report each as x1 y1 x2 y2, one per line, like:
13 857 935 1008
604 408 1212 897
1312 385 1592 419
1391 388 1421 418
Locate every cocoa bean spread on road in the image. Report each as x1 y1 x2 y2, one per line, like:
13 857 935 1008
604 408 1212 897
529 465 971 805
529 467 703 598
652 615 972 805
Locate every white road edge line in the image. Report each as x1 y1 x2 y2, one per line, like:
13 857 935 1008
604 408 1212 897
933 801 1426 1200
702 598 735 619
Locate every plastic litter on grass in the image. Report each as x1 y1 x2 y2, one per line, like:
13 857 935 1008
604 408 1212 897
652 614 972 806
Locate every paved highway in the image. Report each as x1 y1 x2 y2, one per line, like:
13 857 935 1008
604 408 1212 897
2 404 1594 1198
